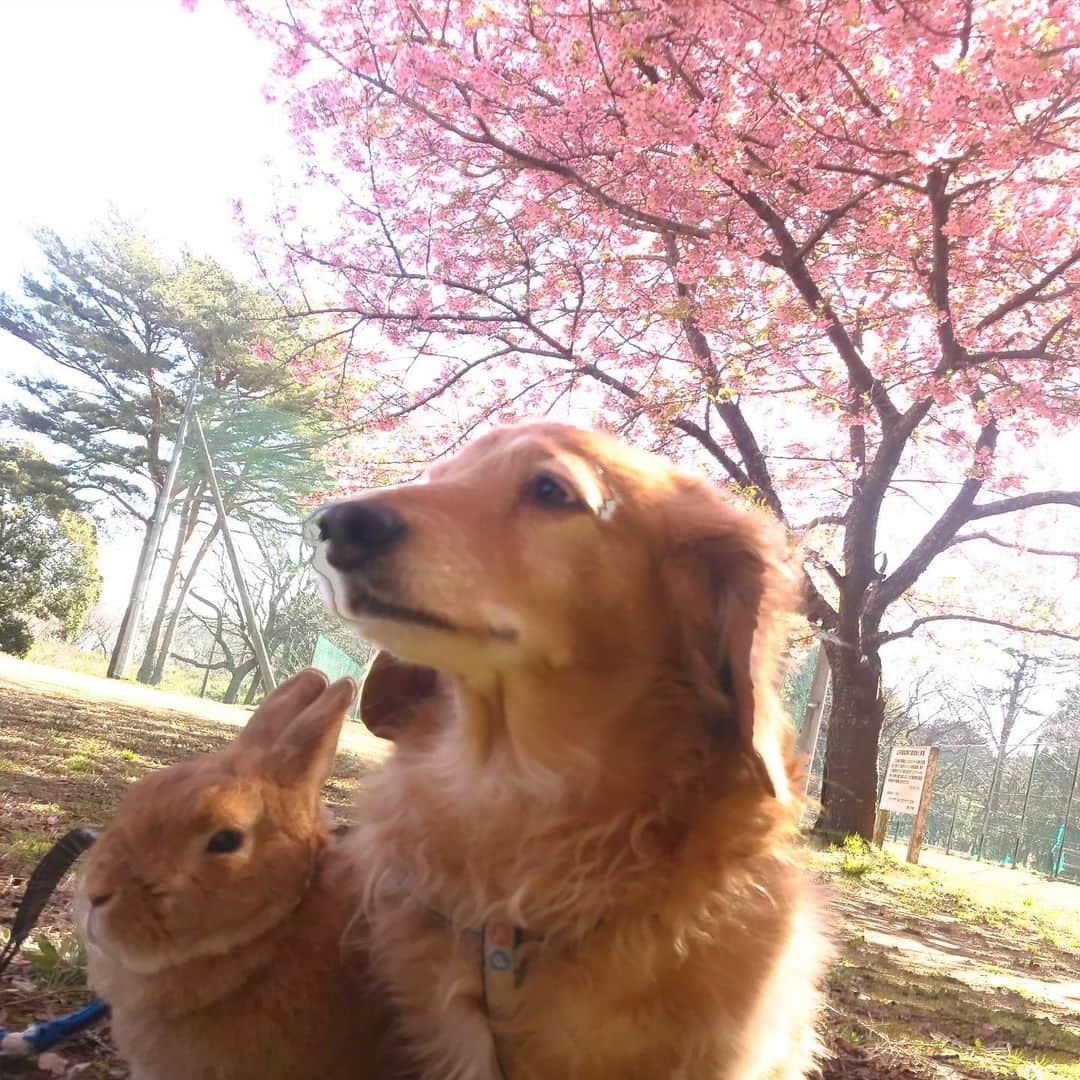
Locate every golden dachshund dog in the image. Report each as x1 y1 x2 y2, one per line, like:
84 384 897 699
311 421 827 1080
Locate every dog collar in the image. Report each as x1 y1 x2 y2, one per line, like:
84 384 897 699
400 884 537 1078
482 918 534 1078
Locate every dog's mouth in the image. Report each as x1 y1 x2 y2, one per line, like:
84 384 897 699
350 584 460 634
313 561 517 643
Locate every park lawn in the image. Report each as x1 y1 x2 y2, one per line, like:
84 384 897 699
814 839 1080 1079
2 662 1079 1078
0 671 376 1078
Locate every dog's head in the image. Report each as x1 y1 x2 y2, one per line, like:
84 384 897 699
310 422 796 796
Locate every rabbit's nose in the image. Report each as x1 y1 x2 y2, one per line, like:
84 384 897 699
88 889 114 909
318 500 407 570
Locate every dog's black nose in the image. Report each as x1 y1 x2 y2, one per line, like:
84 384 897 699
318 501 407 568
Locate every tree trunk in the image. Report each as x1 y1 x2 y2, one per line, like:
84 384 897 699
148 519 222 685
137 487 200 683
244 671 263 706
107 520 155 678
223 657 256 704
815 644 886 839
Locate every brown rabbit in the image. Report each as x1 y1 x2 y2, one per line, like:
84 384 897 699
75 669 400 1080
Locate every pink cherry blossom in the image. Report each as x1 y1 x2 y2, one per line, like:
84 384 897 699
230 0 1080 837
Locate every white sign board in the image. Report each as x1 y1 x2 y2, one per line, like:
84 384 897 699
879 746 933 815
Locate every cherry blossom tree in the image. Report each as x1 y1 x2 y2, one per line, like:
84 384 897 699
228 0 1080 837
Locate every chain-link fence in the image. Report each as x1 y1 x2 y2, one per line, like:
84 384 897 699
872 742 1080 883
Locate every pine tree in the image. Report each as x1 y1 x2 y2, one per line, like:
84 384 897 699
0 218 336 678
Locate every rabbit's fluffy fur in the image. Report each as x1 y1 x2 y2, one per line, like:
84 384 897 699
75 671 399 1080
313 422 828 1079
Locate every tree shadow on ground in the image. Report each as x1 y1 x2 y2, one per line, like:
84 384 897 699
822 872 1080 1077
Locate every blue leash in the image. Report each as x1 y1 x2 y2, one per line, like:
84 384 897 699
0 828 110 1062
0 1000 109 1058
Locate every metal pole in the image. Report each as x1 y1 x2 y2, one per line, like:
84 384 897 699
794 644 831 792
1054 745 1080 880
976 741 1006 862
109 380 198 678
191 412 276 692
1012 744 1040 868
944 746 971 856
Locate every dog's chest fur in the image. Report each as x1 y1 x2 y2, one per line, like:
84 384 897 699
358 826 824 1080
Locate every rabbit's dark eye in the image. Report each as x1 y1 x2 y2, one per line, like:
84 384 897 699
206 829 245 855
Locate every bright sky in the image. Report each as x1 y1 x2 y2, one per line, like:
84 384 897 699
0 0 288 291
0 0 1075 720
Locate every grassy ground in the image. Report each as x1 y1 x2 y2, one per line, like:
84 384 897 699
25 639 236 704
2 656 1079 1078
0 657 384 1077
814 838 1080 1079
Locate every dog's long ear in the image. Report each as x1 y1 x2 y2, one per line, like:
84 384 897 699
663 489 796 801
359 650 441 741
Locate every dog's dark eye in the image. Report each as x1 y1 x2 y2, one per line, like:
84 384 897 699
528 473 580 510
205 829 245 855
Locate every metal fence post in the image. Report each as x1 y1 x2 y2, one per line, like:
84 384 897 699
944 745 971 856
977 741 1006 862
1054 745 1080 881
1012 744 1039 869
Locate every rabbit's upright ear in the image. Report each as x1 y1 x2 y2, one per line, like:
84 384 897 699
237 669 329 749
269 677 356 791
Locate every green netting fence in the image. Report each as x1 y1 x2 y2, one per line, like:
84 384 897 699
310 633 370 719
781 644 819 733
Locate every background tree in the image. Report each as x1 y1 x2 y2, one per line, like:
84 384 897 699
171 524 366 703
234 0 1080 836
1043 673 1080 747
134 390 331 685
877 671 981 761
0 217 345 679
75 610 120 659
935 646 1075 761
917 642 1079 848
0 441 102 654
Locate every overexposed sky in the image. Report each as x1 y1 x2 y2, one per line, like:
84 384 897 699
0 0 289 292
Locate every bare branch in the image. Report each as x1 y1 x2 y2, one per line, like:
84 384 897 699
947 529 1080 568
792 513 846 533
967 491 1080 520
863 414 1000 626
877 614 1080 647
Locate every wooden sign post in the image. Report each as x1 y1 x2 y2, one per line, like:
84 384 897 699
878 746 940 865
872 808 890 848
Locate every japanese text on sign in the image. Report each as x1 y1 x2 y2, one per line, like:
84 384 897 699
879 746 932 815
